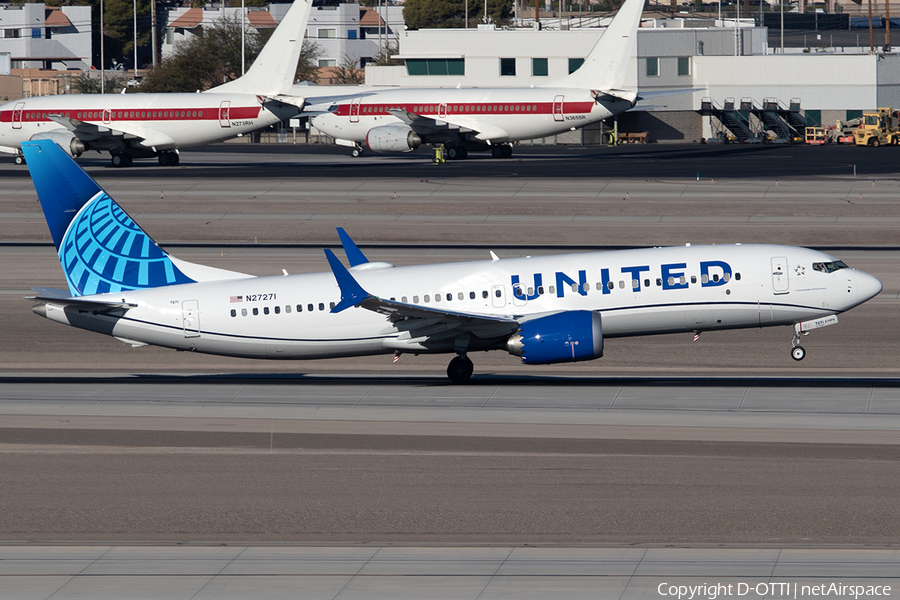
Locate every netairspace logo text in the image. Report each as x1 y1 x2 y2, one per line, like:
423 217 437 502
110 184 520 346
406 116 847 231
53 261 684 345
657 582 892 600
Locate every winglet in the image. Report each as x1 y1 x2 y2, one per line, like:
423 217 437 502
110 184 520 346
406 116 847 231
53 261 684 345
337 227 369 267
325 249 370 312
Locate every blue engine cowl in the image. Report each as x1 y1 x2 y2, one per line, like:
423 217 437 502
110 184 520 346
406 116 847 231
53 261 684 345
507 311 603 365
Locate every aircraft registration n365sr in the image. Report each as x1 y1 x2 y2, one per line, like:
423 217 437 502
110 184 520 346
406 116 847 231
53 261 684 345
23 140 882 382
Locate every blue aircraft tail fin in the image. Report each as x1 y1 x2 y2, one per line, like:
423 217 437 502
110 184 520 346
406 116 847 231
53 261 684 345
22 140 195 297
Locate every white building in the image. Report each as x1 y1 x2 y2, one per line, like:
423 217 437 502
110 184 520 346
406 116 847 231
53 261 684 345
0 3 91 70
163 2 405 69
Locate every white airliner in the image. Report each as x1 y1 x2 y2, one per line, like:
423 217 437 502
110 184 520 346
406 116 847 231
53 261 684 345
0 0 313 168
22 139 882 382
309 0 654 159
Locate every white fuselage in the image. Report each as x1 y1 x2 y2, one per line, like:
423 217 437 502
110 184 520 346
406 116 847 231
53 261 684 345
310 87 631 148
0 92 293 155
36 244 882 361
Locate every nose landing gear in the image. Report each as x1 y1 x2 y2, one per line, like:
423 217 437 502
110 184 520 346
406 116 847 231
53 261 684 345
791 325 808 361
447 354 474 384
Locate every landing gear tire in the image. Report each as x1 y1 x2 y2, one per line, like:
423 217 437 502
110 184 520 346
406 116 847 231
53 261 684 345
446 146 467 160
791 346 806 361
111 153 132 168
351 146 363 157
158 152 179 166
14 155 26 165
491 144 513 158
447 354 474 384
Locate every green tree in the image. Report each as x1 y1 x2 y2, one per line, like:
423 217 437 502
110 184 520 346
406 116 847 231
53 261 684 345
332 54 366 85
403 0 513 29
138 18 322 92
103 0 152 63
295 39 324 83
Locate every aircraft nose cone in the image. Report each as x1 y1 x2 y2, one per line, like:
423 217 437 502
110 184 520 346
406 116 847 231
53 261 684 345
856 270 883 303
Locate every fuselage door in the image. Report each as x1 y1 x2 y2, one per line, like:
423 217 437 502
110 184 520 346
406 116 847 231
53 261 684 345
349 98 362 123
182 300 201 337
12 102 25 129
491 284 506 308
553 95 565 122
438 102 448 119
102 108 111 124
512 282 527 307
771 257 789 294
219 101 231 128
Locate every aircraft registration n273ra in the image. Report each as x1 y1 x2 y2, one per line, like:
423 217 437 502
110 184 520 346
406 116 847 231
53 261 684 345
0 0 312 168
309 0 657 159
23 140 882 383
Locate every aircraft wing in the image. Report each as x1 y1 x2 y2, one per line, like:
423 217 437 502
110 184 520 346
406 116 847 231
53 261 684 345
325 250 519 341
387 109 510 143
46 114 175 149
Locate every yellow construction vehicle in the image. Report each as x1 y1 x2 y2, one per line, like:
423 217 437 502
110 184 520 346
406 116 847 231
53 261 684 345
854 108 900 147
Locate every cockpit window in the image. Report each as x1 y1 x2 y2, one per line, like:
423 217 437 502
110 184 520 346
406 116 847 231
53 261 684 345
813 260 849 273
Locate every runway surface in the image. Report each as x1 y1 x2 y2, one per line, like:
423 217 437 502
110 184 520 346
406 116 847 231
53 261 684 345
2 377 900 546
2 144 900 595
5 546 900 600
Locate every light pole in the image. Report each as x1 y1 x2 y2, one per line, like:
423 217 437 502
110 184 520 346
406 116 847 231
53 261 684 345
133 0 138 82
100 0 105 94
241 0 245 75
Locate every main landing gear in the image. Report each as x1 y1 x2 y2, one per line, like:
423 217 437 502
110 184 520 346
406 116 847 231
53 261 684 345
491 144 513 159
110 152 133 168
158 151 180 166
447 353 474 384
445 145 468 160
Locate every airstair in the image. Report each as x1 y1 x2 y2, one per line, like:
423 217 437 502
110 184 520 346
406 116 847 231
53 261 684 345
700 98 757 142
700 97 814 143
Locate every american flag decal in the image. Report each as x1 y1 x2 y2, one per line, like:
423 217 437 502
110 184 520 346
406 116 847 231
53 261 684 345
230 296 243 303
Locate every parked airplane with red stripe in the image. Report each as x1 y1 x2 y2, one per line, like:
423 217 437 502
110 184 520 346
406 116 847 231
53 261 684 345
0 0 312 167
310 0 650 159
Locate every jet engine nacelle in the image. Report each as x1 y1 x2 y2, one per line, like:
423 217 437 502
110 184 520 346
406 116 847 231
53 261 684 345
507 310 603 364
30 131 87 158
365 124 422 153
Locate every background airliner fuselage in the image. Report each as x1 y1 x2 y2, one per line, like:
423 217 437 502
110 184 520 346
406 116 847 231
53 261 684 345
312 87 632 157
309 0 646 159
0 0 312 167
0 94 297 166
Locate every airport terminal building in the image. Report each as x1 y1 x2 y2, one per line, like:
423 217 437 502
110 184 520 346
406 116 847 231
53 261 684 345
364 20 900 143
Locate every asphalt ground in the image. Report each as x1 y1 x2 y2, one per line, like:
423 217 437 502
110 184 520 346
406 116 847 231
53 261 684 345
2 143 900 551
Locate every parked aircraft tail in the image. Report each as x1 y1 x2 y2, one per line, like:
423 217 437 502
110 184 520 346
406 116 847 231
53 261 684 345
22 140 249 297
211 0 313 97
545 0 644 102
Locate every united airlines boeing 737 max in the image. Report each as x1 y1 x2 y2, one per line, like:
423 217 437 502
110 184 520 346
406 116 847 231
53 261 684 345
23 140 882 382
